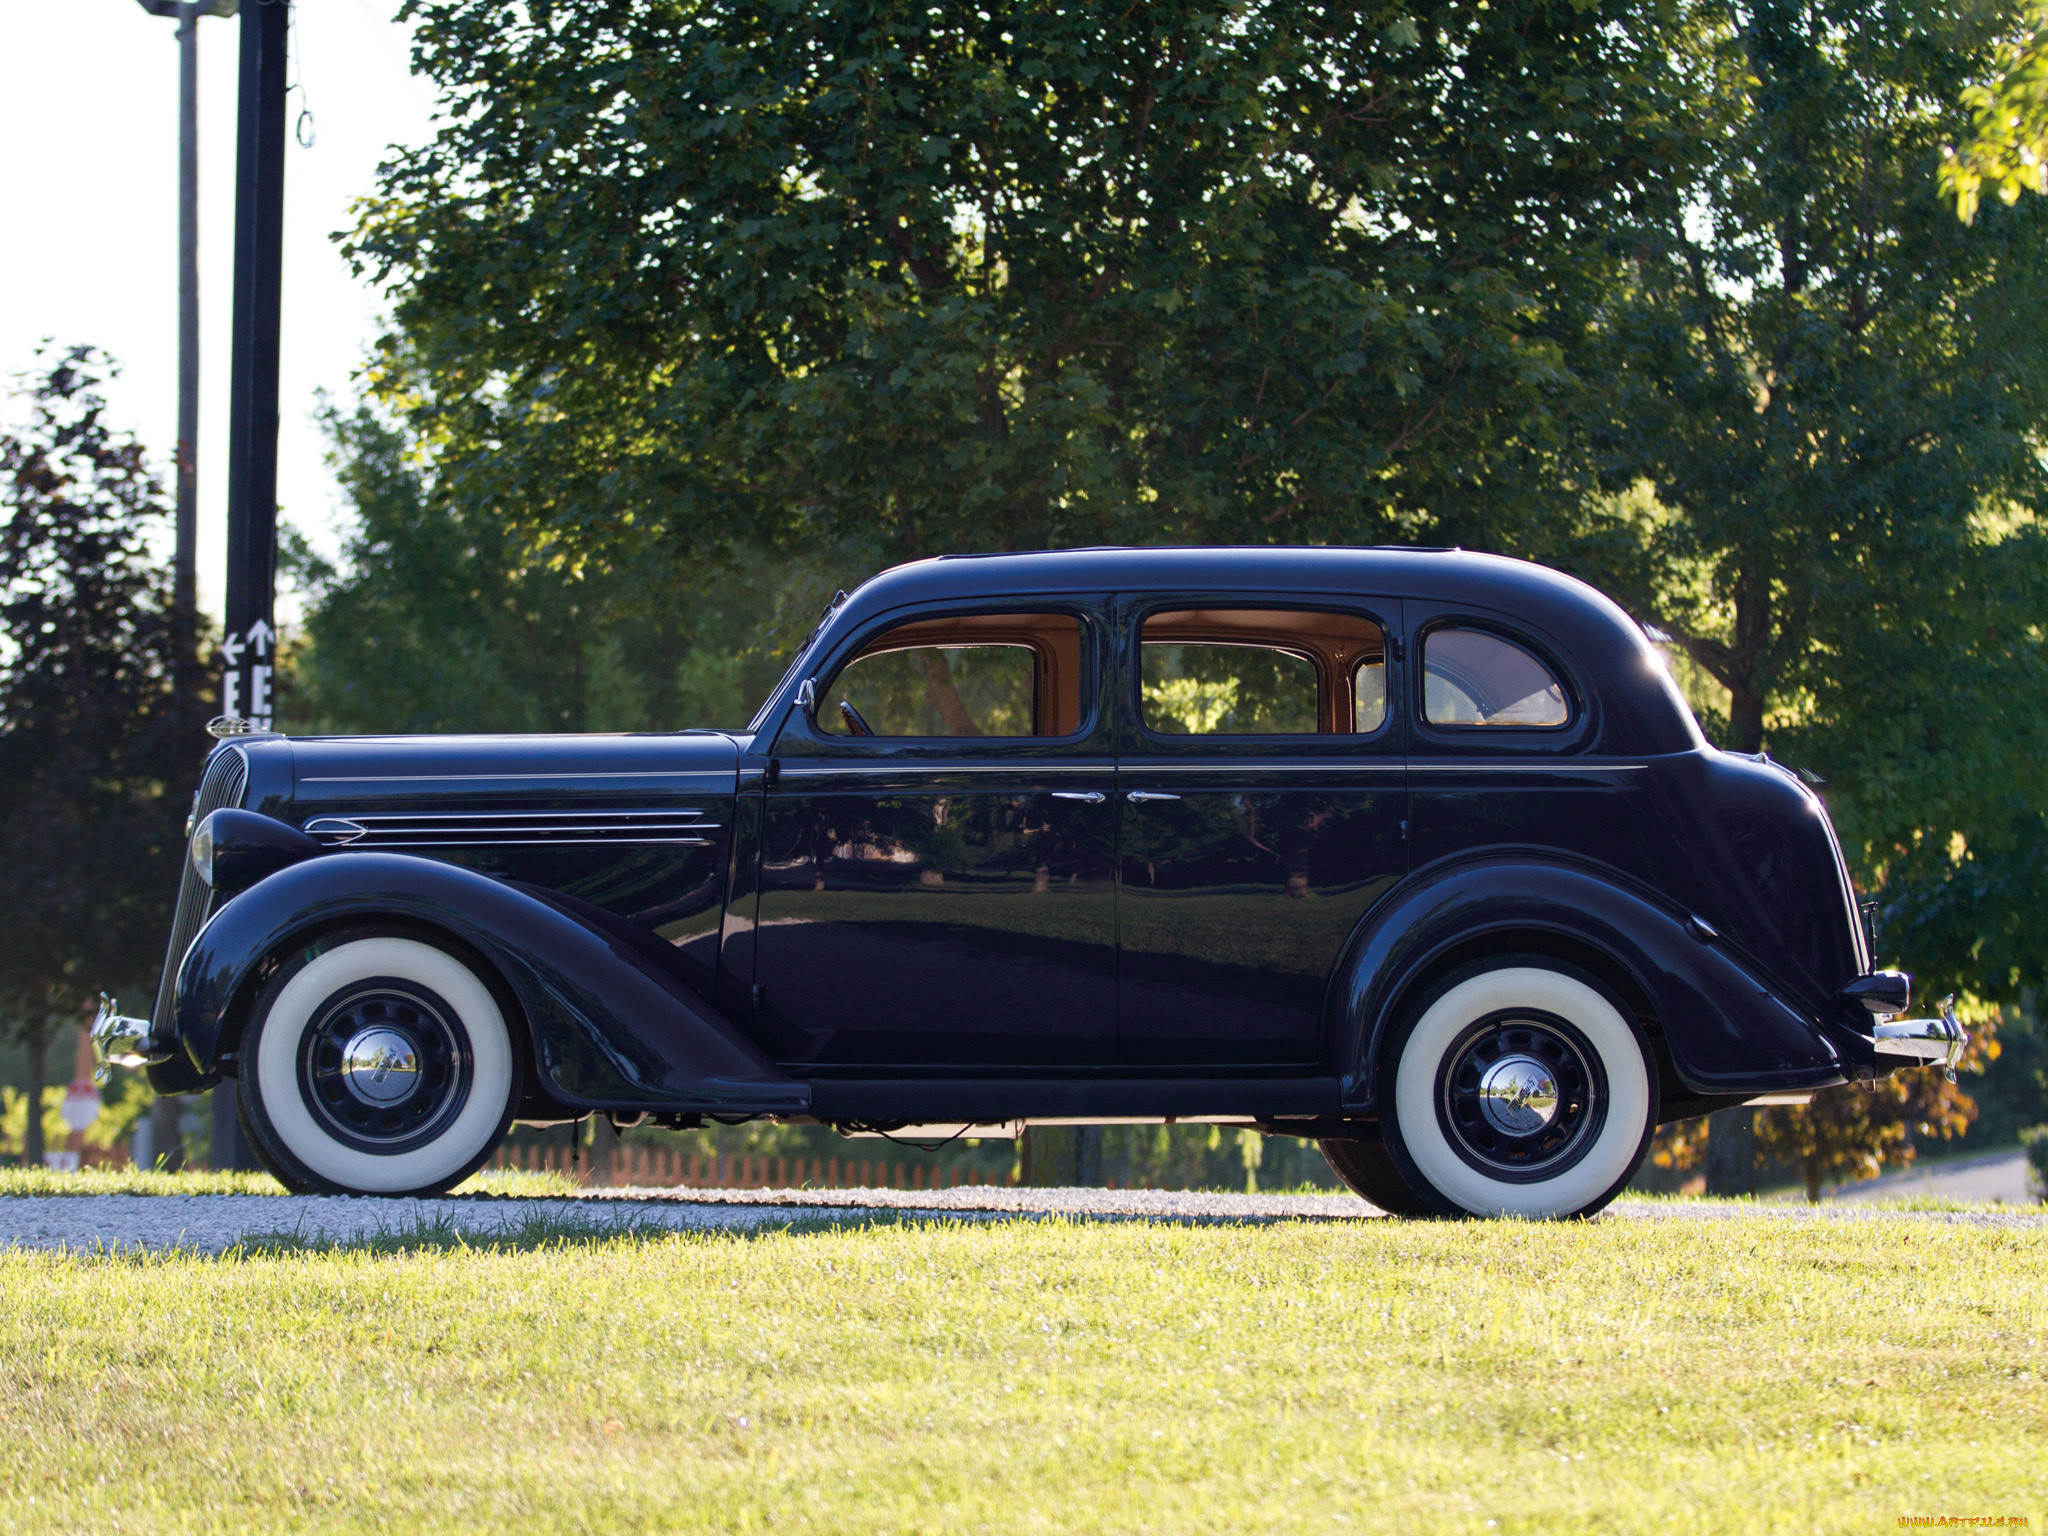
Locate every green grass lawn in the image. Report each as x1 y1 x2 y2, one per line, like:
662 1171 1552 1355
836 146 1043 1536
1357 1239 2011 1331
1 1207 2042 1533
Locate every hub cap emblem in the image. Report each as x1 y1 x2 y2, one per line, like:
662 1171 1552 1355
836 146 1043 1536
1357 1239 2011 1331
339 1028 421 1106
1476 1054 1560 1135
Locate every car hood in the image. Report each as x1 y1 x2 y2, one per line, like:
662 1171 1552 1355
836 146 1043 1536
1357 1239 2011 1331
285 731 741 809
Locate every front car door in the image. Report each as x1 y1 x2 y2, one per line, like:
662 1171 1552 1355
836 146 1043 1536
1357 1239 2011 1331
1113 594 1409 1067
752 599 1119 1068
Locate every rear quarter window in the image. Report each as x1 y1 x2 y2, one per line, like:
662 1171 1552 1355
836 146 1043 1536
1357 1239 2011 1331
1423 627 1570 728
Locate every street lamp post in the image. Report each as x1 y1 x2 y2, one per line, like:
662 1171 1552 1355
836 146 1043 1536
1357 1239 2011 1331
133 0 237 625
220 0 289 738
136 0 238 1173
139 0 291 1171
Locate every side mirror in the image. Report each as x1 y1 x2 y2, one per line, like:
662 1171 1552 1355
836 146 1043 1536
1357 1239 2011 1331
795 677 818 716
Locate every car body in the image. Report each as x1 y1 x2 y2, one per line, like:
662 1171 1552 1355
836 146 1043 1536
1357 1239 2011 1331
94 547 1964 1215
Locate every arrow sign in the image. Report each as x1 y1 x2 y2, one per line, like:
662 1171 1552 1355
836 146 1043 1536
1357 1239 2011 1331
245 617 275 656
219 632 244 667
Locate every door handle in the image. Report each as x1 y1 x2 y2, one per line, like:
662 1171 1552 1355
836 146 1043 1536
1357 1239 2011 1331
1050 790 1106 803
1126 791 1181 803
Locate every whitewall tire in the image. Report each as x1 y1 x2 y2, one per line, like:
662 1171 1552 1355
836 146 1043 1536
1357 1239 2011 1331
237 932 517 1196
1382 961 1657 1219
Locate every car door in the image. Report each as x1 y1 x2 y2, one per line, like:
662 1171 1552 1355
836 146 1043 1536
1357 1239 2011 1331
752 599 1119 1068
1113 594 1409 1068
1404 609 1638 876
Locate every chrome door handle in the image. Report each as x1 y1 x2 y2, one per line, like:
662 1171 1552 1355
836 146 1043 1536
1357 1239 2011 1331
1050 791 1106 803
1126 791 1181 803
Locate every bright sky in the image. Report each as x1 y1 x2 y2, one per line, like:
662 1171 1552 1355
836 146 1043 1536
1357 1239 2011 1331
0 1 437 625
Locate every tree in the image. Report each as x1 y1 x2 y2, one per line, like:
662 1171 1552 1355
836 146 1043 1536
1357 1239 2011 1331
349 0 1692 567
1535 0 2048 1191
0 348 210 1165
1940 0 2048 222
285 399 814 735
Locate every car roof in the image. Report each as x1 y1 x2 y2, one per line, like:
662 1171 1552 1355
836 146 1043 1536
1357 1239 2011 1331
843 546 1620 630
810 546 1699 757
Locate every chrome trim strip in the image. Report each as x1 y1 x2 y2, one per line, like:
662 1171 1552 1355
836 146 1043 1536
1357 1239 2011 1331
1409 760 1648 772
336 838 714 849
343 822 721 834
775 762 1114 776
336 808 714 821
300 772 720 783
1112 762 1406 773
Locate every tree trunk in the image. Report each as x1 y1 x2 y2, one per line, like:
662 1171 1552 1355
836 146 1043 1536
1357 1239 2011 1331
1729 685 1766 754
151 1092 185 1173
20 1024 48 1168
1703 1106 1757 1196
1021 1126 1079 1186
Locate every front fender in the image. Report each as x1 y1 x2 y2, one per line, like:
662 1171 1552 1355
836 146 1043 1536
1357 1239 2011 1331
171 852 807 1114
1333 857 1845 1109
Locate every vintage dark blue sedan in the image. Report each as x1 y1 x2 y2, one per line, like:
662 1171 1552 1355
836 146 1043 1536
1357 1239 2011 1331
94 547 1965 1215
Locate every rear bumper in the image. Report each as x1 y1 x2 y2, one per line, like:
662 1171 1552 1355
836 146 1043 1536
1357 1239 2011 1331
1868 995 1968 1082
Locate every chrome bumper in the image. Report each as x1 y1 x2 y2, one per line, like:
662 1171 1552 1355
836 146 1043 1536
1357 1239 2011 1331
89 993 174 1087
1871 994 1968 1082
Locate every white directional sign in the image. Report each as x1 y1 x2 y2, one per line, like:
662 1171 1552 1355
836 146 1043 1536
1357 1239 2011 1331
221 617 280 731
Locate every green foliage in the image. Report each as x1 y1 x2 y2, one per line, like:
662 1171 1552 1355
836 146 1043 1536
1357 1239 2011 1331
1941 0 2048 222
2023 1122 2048 1195
0 347 210 1162
354 0 1691 563
1523 0 2048 1011
283 402 808 735
290 0 2048 1197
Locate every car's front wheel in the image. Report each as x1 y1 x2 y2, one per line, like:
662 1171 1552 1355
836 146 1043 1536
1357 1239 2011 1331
236 931 517 1196
1380 959 1657 1219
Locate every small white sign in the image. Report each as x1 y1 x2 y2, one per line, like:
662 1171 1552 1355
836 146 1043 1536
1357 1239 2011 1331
60 1079 101 1134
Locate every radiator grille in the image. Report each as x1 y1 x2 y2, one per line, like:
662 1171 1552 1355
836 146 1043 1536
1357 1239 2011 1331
150 747 248 1039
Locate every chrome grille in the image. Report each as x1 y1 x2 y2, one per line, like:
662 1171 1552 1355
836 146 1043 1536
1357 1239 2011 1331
150 747 248 1039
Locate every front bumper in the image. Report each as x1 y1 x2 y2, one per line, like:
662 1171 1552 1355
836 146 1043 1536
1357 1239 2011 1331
89 993 175 1087
1869 995 1968 1082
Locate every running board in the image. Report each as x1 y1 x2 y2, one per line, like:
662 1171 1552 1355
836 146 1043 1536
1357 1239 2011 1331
809 1077 1340 1126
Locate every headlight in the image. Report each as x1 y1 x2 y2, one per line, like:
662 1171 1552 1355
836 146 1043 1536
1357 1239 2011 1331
190 815 214 886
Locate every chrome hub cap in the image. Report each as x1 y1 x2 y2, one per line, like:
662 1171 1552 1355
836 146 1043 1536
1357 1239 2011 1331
1437 1012 1605 1182
339 1027 421 1106
297 980 472 1154
1476 1054 1559 1135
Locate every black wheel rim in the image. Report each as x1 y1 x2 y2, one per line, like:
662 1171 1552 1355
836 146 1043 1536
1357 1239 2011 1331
1434 1009 1607 1183
296 977 473 1155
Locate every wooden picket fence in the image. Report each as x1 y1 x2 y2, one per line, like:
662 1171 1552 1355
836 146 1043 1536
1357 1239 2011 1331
488 1142 1020 1191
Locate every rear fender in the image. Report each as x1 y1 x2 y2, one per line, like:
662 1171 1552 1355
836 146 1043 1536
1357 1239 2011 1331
1332 857 1845 1109
171 851 807 1114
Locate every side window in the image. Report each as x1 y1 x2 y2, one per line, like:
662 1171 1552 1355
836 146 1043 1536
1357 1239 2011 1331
1423 627 1569 728
1352 657 1388 733
821 612 1084 738
1142 644 1317 735
1139 607 1388 736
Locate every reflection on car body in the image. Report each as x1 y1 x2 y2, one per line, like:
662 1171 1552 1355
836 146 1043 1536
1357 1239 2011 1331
94 547 1960 1217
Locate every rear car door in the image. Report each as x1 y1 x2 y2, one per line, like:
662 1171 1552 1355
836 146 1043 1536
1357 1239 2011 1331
1112 594 1409 1067
753 599 1119 1068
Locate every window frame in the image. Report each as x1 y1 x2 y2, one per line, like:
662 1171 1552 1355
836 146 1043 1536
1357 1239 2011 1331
819 638 1045 741
1125 597 1399 748
773 599 1105 755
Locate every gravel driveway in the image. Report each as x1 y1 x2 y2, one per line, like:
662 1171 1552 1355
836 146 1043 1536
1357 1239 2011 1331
1 1185 2042 1254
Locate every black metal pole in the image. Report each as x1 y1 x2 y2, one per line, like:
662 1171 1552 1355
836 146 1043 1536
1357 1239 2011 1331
212 0 288 1173
222 0 287 732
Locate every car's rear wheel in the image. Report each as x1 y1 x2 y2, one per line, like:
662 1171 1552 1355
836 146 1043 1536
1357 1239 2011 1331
1380 959 1657 1219
236 931 517 1196
1318 1137 1435 1216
